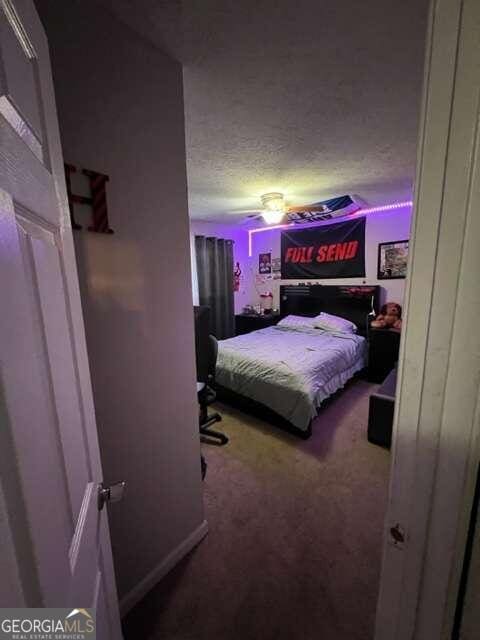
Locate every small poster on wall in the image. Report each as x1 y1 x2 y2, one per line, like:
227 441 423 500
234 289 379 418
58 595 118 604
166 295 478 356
259 252 272 274
377 240 409 279
271 257 281 279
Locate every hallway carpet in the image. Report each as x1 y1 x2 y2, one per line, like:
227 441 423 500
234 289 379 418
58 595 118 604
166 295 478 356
123 379 390 640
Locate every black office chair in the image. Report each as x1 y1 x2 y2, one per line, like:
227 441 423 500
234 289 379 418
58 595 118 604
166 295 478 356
198 335 228 445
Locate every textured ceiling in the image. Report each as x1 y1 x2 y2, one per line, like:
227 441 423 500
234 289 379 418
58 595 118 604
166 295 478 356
99 0 430 223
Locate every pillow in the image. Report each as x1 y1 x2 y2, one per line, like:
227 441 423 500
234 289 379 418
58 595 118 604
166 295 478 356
313 312 357 334
277 315 317 329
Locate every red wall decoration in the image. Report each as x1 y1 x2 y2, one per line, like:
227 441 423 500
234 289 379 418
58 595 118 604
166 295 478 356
234 262 242 292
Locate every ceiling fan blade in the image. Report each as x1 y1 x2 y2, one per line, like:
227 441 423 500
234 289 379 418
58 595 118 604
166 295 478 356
286 202 329 214
226 208 263 215
239 212 264 225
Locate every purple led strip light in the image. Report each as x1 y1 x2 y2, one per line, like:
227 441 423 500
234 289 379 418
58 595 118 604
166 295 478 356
247 200 413 256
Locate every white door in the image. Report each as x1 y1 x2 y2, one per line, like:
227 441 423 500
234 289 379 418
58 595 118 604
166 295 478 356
0 0 123 636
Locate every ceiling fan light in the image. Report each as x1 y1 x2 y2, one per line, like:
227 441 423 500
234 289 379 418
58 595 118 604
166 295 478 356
260 192 285 223
262 209 284 224
261 192 285 211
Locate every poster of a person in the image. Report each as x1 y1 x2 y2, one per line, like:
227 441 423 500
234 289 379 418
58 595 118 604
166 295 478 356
259 252 272 274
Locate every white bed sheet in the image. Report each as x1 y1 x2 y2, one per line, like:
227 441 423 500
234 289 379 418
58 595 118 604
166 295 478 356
216 325 366 431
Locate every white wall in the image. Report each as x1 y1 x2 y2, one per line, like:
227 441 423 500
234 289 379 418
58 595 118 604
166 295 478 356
36 0 205 605
190 208 412 317
243 206 412 311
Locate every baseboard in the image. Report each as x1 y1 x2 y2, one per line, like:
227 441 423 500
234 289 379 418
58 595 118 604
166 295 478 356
119 519 209 617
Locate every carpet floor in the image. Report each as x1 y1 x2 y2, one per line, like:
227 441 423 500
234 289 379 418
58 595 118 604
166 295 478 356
123 378 390 640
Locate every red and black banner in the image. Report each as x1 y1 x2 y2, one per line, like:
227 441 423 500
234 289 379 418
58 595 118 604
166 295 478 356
281 217 366 279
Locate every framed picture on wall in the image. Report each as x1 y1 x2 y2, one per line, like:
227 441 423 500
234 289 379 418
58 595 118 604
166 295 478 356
377 240 409 279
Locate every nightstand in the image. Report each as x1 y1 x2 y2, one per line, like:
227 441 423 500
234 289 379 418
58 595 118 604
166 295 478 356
367 327 401 383
235 313 280 336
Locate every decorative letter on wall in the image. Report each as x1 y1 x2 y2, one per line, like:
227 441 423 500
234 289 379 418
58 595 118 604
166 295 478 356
64 163 114 234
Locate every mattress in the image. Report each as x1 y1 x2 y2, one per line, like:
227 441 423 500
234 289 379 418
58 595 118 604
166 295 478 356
216 325 367 431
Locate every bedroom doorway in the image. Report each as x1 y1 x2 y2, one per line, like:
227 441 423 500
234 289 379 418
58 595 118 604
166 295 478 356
124 1 480 639
16 0 474 637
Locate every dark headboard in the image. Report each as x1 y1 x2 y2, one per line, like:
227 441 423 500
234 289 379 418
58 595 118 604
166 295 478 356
279 284 380 336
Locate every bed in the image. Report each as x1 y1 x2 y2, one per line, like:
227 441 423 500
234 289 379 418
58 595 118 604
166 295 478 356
216 284 380 437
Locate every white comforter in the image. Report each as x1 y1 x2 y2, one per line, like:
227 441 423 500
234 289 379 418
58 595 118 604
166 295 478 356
216 325 366 431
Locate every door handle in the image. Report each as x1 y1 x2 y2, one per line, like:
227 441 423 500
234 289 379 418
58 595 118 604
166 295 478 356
98 481 126 511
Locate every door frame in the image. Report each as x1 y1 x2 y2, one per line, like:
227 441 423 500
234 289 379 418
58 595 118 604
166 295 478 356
375 0 480 638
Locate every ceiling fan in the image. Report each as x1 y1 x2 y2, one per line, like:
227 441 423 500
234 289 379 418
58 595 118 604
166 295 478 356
239 192 361 225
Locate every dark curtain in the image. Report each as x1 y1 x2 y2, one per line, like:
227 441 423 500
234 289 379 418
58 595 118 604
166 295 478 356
195 236 235 339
